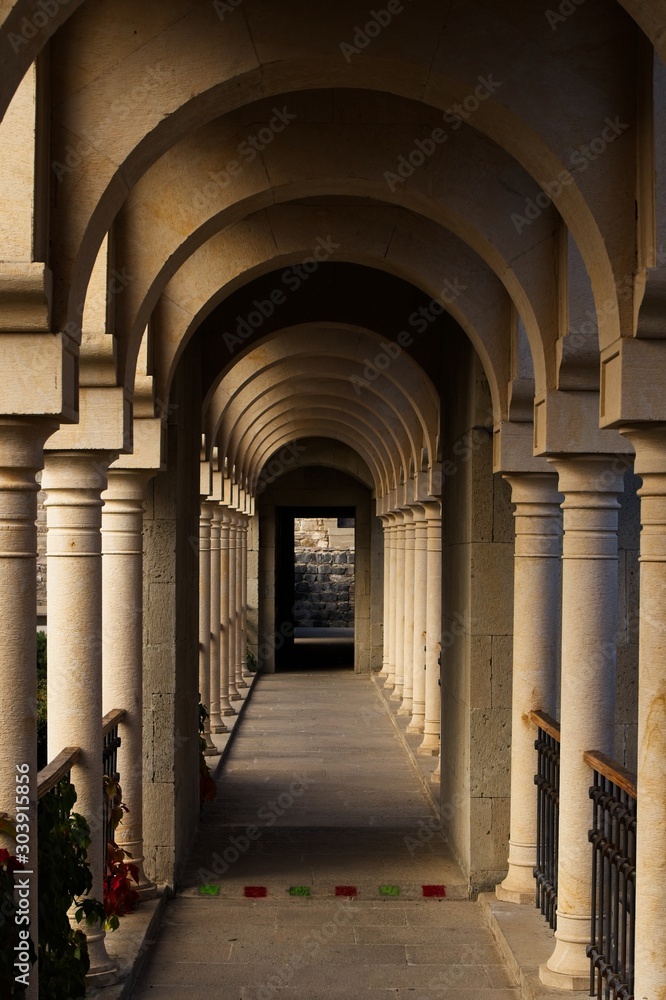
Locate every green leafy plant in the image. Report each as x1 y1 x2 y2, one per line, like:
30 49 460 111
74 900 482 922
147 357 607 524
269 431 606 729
38 777 105 1000
198 700 216 806
246 647 257 673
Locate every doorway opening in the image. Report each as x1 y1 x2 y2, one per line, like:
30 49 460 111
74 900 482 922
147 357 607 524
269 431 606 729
275 506 355 671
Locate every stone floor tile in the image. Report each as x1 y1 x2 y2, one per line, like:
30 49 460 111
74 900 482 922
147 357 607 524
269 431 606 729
131 672 512 1000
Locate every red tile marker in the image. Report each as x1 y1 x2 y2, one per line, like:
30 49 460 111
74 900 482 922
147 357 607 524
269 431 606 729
335 885 357 897
422 884 446 898
244 886 267 898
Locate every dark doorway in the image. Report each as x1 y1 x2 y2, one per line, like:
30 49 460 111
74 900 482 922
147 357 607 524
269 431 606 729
275 506 355 671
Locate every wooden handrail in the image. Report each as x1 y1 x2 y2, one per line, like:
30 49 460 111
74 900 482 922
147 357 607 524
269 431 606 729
37 747 81 799
583 750 637 800
530 710 561 742
102 708 126 736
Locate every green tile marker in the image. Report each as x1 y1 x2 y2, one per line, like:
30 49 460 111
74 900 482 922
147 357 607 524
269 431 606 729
199 884 220 896
379 885 400 896
289 886 311 897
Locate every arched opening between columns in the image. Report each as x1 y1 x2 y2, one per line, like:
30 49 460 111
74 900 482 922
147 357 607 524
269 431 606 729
256 465 379 676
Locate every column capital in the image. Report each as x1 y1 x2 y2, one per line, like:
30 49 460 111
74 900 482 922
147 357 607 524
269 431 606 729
619 422 666 475
502 470 562 508
199 503 214 526
42 449 116 494
419 498 442 520
547 452 629 499
103 467 154 501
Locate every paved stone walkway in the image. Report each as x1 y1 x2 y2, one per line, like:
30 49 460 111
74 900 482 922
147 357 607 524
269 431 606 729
132 671 519 999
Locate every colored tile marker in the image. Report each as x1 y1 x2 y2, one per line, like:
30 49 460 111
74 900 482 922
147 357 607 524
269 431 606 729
289 886 311 897
379 885 400 896
422 884 446 898
335 885 357 896
199 884 220 896
244 886 267 898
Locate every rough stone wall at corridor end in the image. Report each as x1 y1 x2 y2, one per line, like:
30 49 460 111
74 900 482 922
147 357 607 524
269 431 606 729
294 517 355 627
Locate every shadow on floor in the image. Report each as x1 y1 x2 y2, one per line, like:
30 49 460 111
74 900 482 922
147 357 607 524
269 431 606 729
279 627 355 671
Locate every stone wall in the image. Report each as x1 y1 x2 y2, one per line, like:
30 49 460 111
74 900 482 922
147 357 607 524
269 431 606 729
294 517 355 628
440 332 514 897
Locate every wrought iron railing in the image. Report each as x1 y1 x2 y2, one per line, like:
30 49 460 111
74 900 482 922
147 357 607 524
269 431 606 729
102 709 125 855
584 750 636 1000
531 710 560 930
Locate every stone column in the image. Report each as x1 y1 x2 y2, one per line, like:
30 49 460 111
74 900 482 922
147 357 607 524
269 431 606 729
540 456 625 990
496 473 562 904
42 450 117 985
234 513 247 691
407 505 428 733
197 504 216 751
619 425 666 1000
391 511 406 702
0 419 55 998
379 515 391 678
227 510 241 701
240 516 252 681
101 469 157 896
419 501 442 755
399 508 416 715
385 514 398 688
218 510 235 715
208 505 227 733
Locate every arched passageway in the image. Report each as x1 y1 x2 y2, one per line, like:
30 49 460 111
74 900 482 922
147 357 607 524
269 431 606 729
1 2 665 998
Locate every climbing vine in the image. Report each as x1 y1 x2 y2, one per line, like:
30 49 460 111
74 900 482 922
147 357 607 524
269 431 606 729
102 775 139 928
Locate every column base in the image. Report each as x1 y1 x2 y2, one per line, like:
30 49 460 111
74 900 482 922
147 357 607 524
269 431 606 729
383 678 395 690
85 930 118 986
203 746 218 757
495 883 535 905
418 732 440 755
220 706 236 716
136 878 158 900
540 914 592 991
390 688 403 702
229 692 242 702
539 964 589 992
406 712 424 734
211 722 228 734
397 700 412 716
